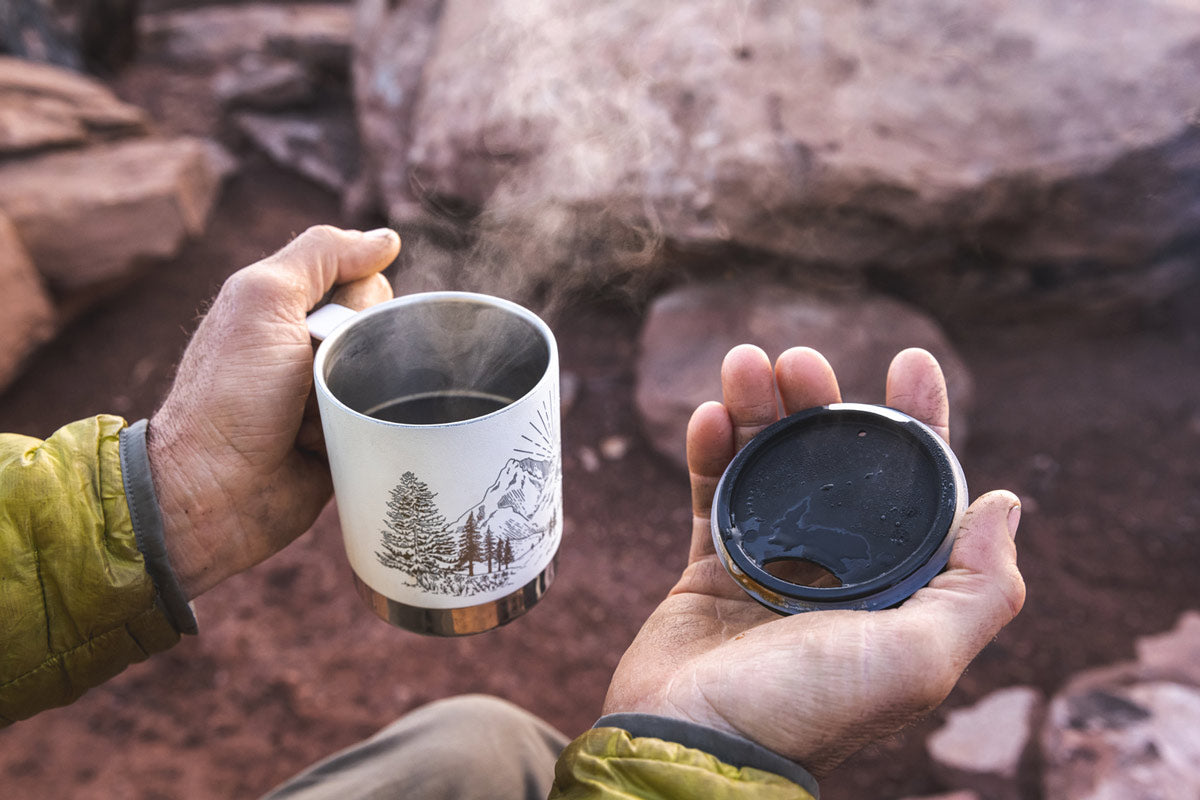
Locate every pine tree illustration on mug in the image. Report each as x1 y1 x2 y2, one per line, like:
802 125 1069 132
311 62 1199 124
454 512 513 576
456 509 483 576
376 471 456 580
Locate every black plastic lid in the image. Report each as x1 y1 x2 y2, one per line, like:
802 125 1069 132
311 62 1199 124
711 403 967 613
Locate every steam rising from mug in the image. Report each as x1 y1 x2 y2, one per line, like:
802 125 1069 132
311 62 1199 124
317 300 550 425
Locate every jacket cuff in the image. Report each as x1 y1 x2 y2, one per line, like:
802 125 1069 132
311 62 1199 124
593 713 819 798
118 419 198 635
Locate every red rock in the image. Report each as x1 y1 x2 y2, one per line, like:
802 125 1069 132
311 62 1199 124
926 686 1044 800
0 137 234 291
356 0 1200 316
231 111 354 194
1042 676 1200 800
1134 610 1200 687
141 3 351 66
0 55 146 155
634 281 973 471
1038 610 1200 800
0 212 56 391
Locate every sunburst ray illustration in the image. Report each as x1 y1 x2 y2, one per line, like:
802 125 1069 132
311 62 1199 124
513 399 558 461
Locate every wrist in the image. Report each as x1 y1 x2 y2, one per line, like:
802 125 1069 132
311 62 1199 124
119 419 199 632
145 409 231 599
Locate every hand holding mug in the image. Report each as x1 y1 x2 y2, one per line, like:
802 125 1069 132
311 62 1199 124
147 225 400 599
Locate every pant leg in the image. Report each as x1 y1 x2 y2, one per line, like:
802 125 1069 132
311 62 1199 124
260 695 570 800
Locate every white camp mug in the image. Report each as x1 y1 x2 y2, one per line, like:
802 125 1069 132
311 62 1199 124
309 292 561 635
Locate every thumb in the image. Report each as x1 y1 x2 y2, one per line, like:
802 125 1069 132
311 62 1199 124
253 225 401 312
901 490 1026 671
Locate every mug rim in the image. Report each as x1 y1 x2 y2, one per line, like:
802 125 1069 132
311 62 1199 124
312 290 558 429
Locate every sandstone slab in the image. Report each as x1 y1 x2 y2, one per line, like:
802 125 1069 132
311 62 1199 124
1042 678 1200 800
0 212 55 392
232 109 358 194
634 282 973 470
0 54 147 155
1134 609 1200 687
0 136 234 291
927 686 1045 800
142 3 352 68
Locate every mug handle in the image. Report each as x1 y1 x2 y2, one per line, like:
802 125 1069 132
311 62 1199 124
306 303 357 342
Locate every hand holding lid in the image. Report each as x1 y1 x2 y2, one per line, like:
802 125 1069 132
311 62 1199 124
603 345 1025 778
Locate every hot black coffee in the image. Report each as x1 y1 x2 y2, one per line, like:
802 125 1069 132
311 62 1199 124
366 392 510 425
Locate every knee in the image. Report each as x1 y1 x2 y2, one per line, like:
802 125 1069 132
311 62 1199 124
427 694 530 726
377 694 540 743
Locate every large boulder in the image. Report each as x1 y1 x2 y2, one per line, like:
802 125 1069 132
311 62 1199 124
355 0 1200 316
350 0 444 220
0 136 234 291
634 281 972 471
0 54 147 155
0 212 55 392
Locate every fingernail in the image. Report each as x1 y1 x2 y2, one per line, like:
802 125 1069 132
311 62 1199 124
364 227 398 243
1007 503 1022 539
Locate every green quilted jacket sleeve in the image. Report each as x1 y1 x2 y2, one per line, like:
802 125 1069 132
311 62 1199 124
0 415 182 725
550 727 817 800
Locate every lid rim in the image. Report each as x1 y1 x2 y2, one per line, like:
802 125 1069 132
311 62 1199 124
711 403 967 612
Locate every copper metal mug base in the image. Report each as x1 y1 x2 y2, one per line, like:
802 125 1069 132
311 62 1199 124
352 558 557 636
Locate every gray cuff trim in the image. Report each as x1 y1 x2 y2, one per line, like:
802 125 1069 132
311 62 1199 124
119 419 198 635
593 713 819 798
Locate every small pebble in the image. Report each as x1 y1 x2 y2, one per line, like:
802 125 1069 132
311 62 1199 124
599 435 631 461
578 446 600 473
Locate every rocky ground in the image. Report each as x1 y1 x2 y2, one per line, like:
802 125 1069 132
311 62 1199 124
2 4 1200 798
2 155 1199 799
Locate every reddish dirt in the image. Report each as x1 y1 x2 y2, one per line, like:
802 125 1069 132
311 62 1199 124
2 57 1199 800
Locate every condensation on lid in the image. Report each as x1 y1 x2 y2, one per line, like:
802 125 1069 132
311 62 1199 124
711 403 967 613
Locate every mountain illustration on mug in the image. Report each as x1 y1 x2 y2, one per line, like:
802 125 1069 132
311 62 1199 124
374 402 561 596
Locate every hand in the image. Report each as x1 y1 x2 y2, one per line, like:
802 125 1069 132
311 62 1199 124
603 345 1025 777
147 225 401 599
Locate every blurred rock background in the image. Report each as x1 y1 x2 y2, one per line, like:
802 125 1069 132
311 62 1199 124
1 2 1198 798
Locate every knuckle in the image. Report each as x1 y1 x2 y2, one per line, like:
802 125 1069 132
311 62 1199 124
220 264 301 311
998 565 1027 620
296 224 343 247
223 265 277 296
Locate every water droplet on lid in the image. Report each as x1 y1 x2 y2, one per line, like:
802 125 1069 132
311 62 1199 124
821 483 834 491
